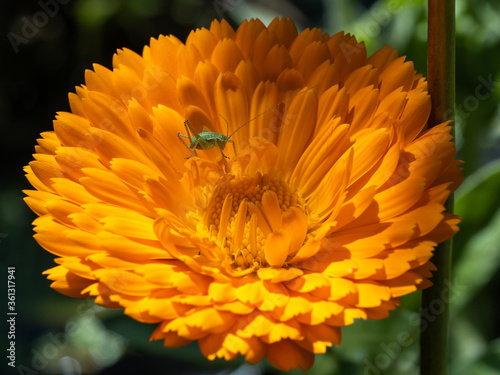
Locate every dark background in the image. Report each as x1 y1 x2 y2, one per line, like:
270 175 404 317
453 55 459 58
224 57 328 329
1 0 500 374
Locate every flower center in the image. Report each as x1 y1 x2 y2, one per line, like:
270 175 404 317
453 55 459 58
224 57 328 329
205 172 303 269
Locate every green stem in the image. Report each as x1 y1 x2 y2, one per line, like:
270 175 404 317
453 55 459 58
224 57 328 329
421 1 455 375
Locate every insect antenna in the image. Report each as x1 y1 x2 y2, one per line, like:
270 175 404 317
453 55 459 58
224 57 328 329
219 114 230 137
226 85 318 140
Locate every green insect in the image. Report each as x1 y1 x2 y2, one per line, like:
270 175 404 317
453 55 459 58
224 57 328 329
177 85 318 159
177 117 241 159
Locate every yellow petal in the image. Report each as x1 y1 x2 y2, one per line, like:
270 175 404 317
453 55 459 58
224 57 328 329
43 266 93 298
264 230 290 267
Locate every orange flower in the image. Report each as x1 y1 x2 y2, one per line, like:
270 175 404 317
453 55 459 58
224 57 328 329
24 17 462 371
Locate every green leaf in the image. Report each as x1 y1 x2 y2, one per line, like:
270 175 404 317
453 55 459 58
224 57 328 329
451 206 500 316
454 159 500 258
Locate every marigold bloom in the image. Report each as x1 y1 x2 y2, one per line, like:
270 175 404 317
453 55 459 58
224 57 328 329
24 17 462 371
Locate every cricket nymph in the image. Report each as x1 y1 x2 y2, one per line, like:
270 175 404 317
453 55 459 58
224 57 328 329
178 120 236 159
177 86 318 159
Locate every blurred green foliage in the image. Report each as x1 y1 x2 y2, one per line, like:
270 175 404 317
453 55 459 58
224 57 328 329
1 0 499 374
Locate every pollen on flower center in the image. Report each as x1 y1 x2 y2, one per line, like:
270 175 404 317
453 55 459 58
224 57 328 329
205 172 303 269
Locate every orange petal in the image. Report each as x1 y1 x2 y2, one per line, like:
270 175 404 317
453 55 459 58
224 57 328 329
43 266 94 298
264 230 291 267
267 340 315 371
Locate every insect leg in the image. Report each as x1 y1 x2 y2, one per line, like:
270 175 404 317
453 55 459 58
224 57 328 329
178 120 201 158
215 137 233 159
227 139 236 157
177 133 193 152
178 133 198 157
184 120 200 140
218 145 230 159
187 138 200 159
